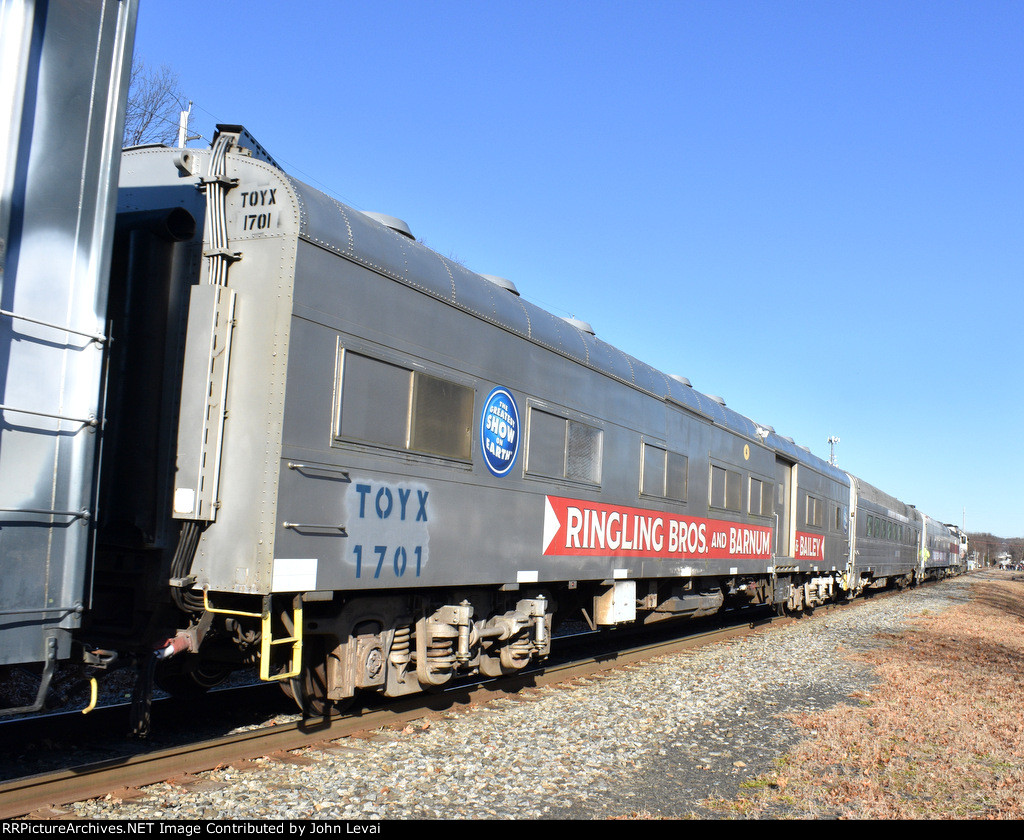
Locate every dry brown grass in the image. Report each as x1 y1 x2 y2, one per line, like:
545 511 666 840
710 573 1024 819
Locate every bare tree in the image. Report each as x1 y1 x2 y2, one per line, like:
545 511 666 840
968 532 1007 566
1009 537 1024 565
123 56 185 147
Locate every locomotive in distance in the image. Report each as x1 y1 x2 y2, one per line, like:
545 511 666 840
0 3 966 719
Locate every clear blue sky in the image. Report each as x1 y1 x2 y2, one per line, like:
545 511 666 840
133 1 1023 538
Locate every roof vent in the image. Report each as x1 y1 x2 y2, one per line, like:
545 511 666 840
481 274 520 296
563 316 595 335
361 211 415 240
669 375 692 387
707 395 726 406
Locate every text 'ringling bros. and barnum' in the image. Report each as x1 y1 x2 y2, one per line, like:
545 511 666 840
542 496 773 559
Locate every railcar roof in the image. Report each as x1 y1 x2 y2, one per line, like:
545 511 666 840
289 172 847 483
851 474 918 515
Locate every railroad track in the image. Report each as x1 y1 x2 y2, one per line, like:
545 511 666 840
1 596 883 819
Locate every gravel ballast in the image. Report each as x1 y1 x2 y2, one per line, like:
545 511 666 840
61 577 972 820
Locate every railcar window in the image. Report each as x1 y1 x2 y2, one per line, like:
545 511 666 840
710 465 741 512
805 494 823 528
337 350 473 460
527 407 603 485
667 451 688 501
526 408 566 477
641 443 666 497
409 372 474 459
567 420 603 484
641 443 688 502
338 352 412 450
748 477 771 517
710 465 726 509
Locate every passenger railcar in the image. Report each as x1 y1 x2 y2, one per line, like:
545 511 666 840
920 513 963 579
102 129 816 711
850 477 921 587
0 13 965 718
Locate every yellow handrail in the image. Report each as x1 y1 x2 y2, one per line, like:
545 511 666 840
202 590 303 682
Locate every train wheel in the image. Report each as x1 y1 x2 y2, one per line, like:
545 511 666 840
279 637 352 717
281 652 330 716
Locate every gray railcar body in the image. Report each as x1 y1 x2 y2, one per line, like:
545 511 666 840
0 0 137 691
849 476 920 581
920 512 960 576
117 138 795 597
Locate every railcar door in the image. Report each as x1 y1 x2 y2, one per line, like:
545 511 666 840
774 457 794 558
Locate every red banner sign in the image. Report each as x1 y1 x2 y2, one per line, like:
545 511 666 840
542 496 773 560
794 530 826 561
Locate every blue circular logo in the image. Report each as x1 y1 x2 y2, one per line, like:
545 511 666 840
480 387 520 477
